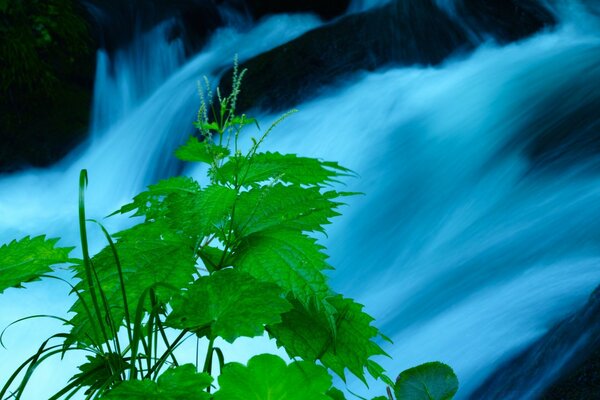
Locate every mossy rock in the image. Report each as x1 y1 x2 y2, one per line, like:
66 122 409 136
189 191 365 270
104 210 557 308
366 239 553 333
0 0 96 171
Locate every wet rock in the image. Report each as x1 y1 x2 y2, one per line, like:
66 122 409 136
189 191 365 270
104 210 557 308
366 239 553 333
220 0 471 113
456 0 556 43
80 0 223 54
226 0 350 21
469 285 600 399
219 0 556 114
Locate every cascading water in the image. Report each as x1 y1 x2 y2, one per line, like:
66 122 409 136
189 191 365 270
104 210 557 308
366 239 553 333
1 2 599 399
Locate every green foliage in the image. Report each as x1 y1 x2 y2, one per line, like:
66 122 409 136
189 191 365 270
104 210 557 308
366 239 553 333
103 365 212 400
394 362 459 400
166 269 292 342
213 354 332 400
0 64 458 400
0 0 91 94
268 296 388 383
0 235 73 294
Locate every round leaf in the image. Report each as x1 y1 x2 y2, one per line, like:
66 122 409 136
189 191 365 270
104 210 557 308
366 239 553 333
394 362 458 400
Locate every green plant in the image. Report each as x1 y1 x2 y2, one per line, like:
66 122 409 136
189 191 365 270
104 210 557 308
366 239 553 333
0 65 458 399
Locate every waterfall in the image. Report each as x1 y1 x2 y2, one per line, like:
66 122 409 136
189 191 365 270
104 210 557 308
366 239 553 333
1 2 600 398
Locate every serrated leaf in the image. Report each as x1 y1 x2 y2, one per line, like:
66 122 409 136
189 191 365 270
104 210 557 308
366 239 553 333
0 235 74 294
394 362 458 400
175 136 230 164
114 181 235 247
71 353 129 394
326 387 347 400
368 359 395 386
103 364 212 399
69 221 196 345
268 295 387 382
231 229 331 303
233 184 344 237
166 269 291 342
113 176 200 219
176 185 236 240
217 152 352 187
213 354 332 400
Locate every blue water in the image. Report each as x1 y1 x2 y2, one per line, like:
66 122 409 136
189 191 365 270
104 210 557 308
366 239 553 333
1 2 600 398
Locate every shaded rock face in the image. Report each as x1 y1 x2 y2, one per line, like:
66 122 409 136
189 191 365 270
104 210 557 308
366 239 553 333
469 286 600 399
80 0 224 54
225 0 350 21
503 45 600 172
0 0 96 172
220 0 556 114
455 0 556 43
80 0 350 55
220 0 472 113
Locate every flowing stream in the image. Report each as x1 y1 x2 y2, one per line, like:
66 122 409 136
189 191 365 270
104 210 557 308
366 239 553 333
1 2 600 398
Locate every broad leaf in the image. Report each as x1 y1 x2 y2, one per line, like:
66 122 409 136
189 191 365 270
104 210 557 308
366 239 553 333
119 182 236 242
213 354 332 400
176 184 236 240
166 269 291 342
326 387 347 400
268 295 387 382
114 176 200 219
175 136 230 164
0 236 74 294
216 151 352 187
231 229 331 303
233 184 343 237
69 221 196 345
103 364 212 399
394 362 458 400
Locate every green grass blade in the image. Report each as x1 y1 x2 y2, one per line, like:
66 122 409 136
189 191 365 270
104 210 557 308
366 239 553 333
0 314 72 348
78 170 111 349
89 220 133 345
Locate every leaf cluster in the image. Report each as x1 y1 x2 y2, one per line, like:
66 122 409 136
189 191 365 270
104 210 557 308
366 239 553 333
0 64 458 400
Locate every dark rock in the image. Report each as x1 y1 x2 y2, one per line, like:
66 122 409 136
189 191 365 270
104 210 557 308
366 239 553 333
80 0 223 55
0 0 97 172
455 0 556 43
517 46 600 171
225 0 350 21
80 0 350 56
469 285 600 399
219 0 471 113
219 0 556 114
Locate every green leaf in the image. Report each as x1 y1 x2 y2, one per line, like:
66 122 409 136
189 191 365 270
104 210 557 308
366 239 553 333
0 235 74 294
116 180 236 245
268 295 387 382
213 354 332 400
217 152 352 187
231 229 331 303
103 364 212 399
71 353 129 394
368 359 395 386
394 362 459 400
113 176 200 219
176 184 237 240
166 269 291 342
326 387 347 400
69 221 196 345
233 184 344 237
175 136 230 164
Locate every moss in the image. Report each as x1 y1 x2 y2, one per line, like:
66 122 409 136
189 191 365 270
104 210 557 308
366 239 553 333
0 0 96 171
